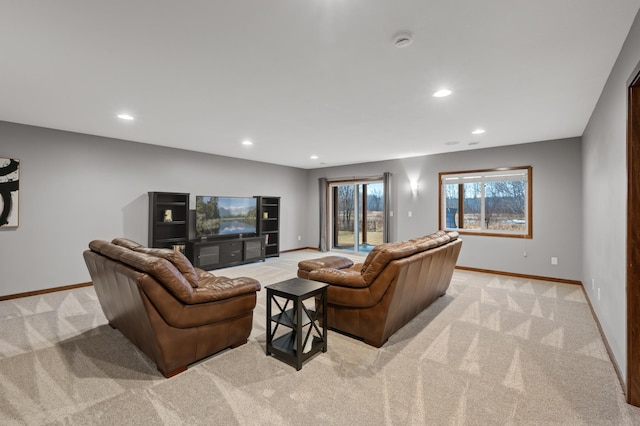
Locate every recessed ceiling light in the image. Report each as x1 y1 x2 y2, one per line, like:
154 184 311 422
472 129 485 135
310 155 319 160
444 141 459 146
242 140 253 146
433 89 452 98
469 141 480 146
117 114 134 120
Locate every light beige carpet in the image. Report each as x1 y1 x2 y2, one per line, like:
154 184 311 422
0 250 638 425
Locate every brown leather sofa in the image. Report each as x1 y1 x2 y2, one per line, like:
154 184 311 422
297 231 462 347
83 238 261 377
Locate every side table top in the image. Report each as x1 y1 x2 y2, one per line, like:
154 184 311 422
266 277 328 297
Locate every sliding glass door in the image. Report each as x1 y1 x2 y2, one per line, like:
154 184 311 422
330 180 384 253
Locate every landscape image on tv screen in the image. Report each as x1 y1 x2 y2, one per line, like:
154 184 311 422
195 196 257 238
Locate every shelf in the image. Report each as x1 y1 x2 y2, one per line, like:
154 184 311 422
157 201 187 206
270 308 315 328
257 196 280 257
272 332 323 356
156 237 187 243
149 192 190 249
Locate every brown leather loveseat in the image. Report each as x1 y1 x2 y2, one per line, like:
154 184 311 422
83 238 261 377
298 231 461 347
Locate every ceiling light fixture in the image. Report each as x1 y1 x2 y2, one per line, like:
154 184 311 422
242 140 253 146
444 141 459 146
469 141 480 146
117 114 134 120
433 89 452 98
393 32 413 48
472 129 485 135
310 155 319 160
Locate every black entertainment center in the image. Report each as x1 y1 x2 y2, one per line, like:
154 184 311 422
148 192 279 270
186 235 264 270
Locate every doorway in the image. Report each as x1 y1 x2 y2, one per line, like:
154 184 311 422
330 180 385 253
628 71 640 406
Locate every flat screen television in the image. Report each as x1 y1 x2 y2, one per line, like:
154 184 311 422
195 196 257 238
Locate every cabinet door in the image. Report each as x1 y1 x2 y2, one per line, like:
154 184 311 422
245 238 264 261
221 241 242 264
198 244 221 268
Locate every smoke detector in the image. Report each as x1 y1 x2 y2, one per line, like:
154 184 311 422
393 32 413 48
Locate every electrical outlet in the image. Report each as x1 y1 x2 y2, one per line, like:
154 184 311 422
551 257 558 265
408 211 412 217
523 251 527 257
297 235 301 241
390 211 394 217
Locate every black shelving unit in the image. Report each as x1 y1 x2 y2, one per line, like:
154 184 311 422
148 192 189 250
257 196 280 257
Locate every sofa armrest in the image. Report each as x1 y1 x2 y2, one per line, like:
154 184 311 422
139 274 260 328
308 268 368 288
298 256 354 273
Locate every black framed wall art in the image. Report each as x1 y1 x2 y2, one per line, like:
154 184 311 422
0 157 20 228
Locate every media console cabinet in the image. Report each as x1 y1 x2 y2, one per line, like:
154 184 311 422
185 236 265 270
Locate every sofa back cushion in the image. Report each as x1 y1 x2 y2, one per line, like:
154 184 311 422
360 241 404 276
111 237 143 250
111 238 199 288
133 247 199 288
360 231 460 284
410 230 458 247
361 241 422 284
89 240 194 303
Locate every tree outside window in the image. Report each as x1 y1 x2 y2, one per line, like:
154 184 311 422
440 167 532 238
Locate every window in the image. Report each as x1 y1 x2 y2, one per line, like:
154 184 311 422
439 166 532 238
329 178 387 253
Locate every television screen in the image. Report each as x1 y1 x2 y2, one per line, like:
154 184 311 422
195 196 257 238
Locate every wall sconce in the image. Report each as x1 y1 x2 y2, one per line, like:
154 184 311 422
410 180 419 196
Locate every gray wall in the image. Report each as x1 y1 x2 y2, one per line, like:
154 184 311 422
0 119 583 299
0 121 309 297
582 11 640 384
307 137 583 281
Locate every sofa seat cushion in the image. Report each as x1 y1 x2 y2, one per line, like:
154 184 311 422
192 275 261 303
196 267 214 280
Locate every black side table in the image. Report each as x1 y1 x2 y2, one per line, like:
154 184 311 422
265 277 328 370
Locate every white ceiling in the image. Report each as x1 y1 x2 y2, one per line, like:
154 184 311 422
1 1 639 169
